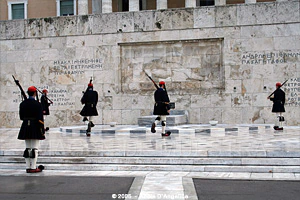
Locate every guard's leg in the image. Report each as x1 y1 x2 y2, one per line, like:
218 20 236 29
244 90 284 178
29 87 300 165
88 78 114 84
161 116 166 134
278 113 284 129
160 115 171 136
44 115 49 131
274 113 284 130
30 140 40 170
86 123 91 136
273 113 280 130
25 140 42 173
86 116 92 136
24 141 31 170
151 116 161 133
89 116 95 127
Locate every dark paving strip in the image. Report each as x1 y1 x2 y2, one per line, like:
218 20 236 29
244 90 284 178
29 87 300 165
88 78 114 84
0 176 134 200
193 179 300 200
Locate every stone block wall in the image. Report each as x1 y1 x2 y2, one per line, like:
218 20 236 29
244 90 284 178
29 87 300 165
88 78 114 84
0 0 299 127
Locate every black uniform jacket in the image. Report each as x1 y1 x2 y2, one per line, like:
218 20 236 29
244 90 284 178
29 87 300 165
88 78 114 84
18 98 45 140
80 89 98 116
270 88 285 113
153 88 170 115
41 95 50 115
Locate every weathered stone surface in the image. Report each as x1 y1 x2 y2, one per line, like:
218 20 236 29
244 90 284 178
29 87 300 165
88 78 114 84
5 20 25 39
92 14 117 34
276 0 300 23
154 9 194 30
117 12 134 33
0 22 6 39
133 11 155 32
194 7 215 28
215 5 237 27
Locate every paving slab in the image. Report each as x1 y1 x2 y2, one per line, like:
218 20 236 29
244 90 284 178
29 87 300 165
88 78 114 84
193 179 300 200
0 176 134 200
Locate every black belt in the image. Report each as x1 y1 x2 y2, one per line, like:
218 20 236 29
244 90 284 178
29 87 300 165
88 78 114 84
155 102 169 104
23 118 37 126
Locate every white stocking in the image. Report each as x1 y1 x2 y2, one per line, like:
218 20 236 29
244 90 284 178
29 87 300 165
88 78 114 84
161 116 167 133
25 140 40 169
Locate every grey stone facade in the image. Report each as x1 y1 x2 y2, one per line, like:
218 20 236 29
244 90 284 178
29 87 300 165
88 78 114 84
0 0 299 128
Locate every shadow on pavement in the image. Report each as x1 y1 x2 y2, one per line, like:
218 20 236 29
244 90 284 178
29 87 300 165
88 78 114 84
0 176 134 200
193 179 300 200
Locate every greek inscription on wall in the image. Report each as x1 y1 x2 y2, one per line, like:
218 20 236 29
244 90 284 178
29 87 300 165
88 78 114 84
285 78 300 106
241 51 300 65
12 86 74 106
51 58 103 75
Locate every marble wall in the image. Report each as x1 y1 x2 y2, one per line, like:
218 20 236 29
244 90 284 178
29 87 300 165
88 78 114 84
0 0 299 127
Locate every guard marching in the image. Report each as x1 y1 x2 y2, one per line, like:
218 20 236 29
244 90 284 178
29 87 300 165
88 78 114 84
151 81 171 136
41 89 51 131
80 81 98 136
267 82 286 130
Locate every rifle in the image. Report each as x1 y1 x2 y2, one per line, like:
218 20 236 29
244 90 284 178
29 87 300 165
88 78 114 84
36 87 39 102
82 77 93 94
36 88 53 104
12 75 27 100
143 70 175 109
268 79 288 98
144 70 159 89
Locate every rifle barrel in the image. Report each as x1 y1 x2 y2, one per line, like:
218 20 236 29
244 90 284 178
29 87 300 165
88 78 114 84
268 79 288 98
12 75 27 100
36 88 53 104
144 70 159 89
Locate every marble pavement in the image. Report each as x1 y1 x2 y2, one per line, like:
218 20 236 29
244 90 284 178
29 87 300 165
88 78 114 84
0 124 300 200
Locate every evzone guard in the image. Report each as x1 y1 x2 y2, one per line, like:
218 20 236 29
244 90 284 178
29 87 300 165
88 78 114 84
151 81 172 136
41 89 52 131
80 78 98 136
267 81 286 130
144 71 174 136
18 86 45 173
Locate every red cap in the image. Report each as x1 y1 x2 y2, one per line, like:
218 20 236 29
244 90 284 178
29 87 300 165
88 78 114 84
159 81 165 85
42 89 48 93
27 86 36 92
276 82 282 87
88 83 93 87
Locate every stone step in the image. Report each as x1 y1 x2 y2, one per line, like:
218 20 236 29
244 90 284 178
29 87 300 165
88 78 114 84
137 110 188 126
2 150 300 157
0 163 299 173
1 156 300 166
59 124 272 134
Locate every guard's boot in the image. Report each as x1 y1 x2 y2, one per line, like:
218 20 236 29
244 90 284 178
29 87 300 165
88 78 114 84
275 127 283 131
26 168 43 173
151 123 156 133
86 130 91 137
86 123 91 136
26 164 44 173
162 131 171 137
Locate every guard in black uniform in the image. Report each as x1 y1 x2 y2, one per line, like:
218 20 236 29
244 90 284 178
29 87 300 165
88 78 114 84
80 82 98 136
18 86 45 173
267 82 286 130
151 81 171 136
41 89 51 131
